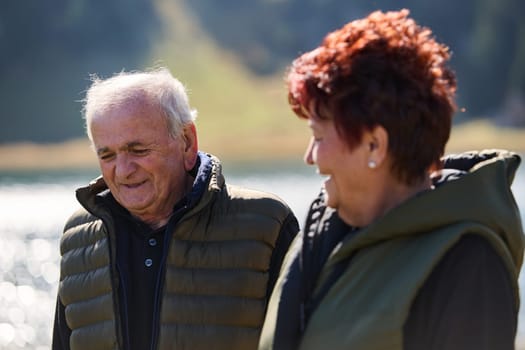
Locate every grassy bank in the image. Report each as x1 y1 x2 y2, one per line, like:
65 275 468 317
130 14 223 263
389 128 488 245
0 119 524 171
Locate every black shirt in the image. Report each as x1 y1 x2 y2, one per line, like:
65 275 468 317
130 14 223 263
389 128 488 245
403 234 517 350
102 193 173 350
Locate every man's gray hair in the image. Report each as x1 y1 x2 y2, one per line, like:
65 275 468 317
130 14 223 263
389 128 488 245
83 67 197 141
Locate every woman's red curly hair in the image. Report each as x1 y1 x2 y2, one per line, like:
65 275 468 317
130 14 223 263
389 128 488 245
287 9 457 185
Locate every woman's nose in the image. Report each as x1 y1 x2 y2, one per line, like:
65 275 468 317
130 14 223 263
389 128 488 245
304 137 315 165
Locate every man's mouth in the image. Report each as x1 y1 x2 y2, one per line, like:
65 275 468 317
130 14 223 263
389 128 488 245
122 180 146 189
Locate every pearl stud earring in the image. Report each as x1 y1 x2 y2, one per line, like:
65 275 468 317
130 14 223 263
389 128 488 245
368 160 377 169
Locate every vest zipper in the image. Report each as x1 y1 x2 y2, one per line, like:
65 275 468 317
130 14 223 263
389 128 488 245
98 212 130 350
116 262 132 349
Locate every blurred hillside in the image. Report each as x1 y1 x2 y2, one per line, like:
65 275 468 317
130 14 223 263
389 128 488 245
0 0 524 168
186 0 525 124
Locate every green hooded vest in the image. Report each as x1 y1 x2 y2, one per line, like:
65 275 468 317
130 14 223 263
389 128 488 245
261 150 524 350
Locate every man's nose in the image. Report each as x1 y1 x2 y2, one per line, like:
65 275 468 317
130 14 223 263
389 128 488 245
115 154 137 178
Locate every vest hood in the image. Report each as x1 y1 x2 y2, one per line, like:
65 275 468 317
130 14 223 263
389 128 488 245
330 149 524 271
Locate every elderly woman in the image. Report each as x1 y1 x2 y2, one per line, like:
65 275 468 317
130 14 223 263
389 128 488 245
259 9 524 350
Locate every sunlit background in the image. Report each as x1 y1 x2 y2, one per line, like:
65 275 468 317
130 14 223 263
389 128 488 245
0 0 524 349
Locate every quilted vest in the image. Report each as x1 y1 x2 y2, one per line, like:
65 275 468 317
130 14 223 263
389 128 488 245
59 160 293 350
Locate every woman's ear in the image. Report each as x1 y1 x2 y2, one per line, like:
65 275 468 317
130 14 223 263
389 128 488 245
182 123 199 172
366 125 388 168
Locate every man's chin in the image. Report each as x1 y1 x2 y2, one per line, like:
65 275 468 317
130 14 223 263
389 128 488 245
118 196 150 212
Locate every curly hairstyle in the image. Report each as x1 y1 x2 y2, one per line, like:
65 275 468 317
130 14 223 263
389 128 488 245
287 9 457 185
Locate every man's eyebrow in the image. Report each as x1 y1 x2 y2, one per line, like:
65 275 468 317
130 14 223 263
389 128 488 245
126 141 145 148
96 142 147 155
96 146 110 155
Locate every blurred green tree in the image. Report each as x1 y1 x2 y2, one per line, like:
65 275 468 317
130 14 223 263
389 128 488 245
185 0 524 124
0 0 160 143
463 0 525 123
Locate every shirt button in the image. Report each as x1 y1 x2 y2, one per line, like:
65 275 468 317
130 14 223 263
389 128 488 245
145 258 153 267
148 238 157 247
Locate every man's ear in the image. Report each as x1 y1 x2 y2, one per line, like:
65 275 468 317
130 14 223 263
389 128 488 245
182 123 199 172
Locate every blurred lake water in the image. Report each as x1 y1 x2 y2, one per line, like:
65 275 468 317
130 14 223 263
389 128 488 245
0 161 524 349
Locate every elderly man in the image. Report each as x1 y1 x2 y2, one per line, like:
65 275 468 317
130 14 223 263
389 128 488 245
52 68 299 350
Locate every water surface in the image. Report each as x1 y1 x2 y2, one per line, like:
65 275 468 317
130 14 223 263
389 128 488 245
0 162 523 349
